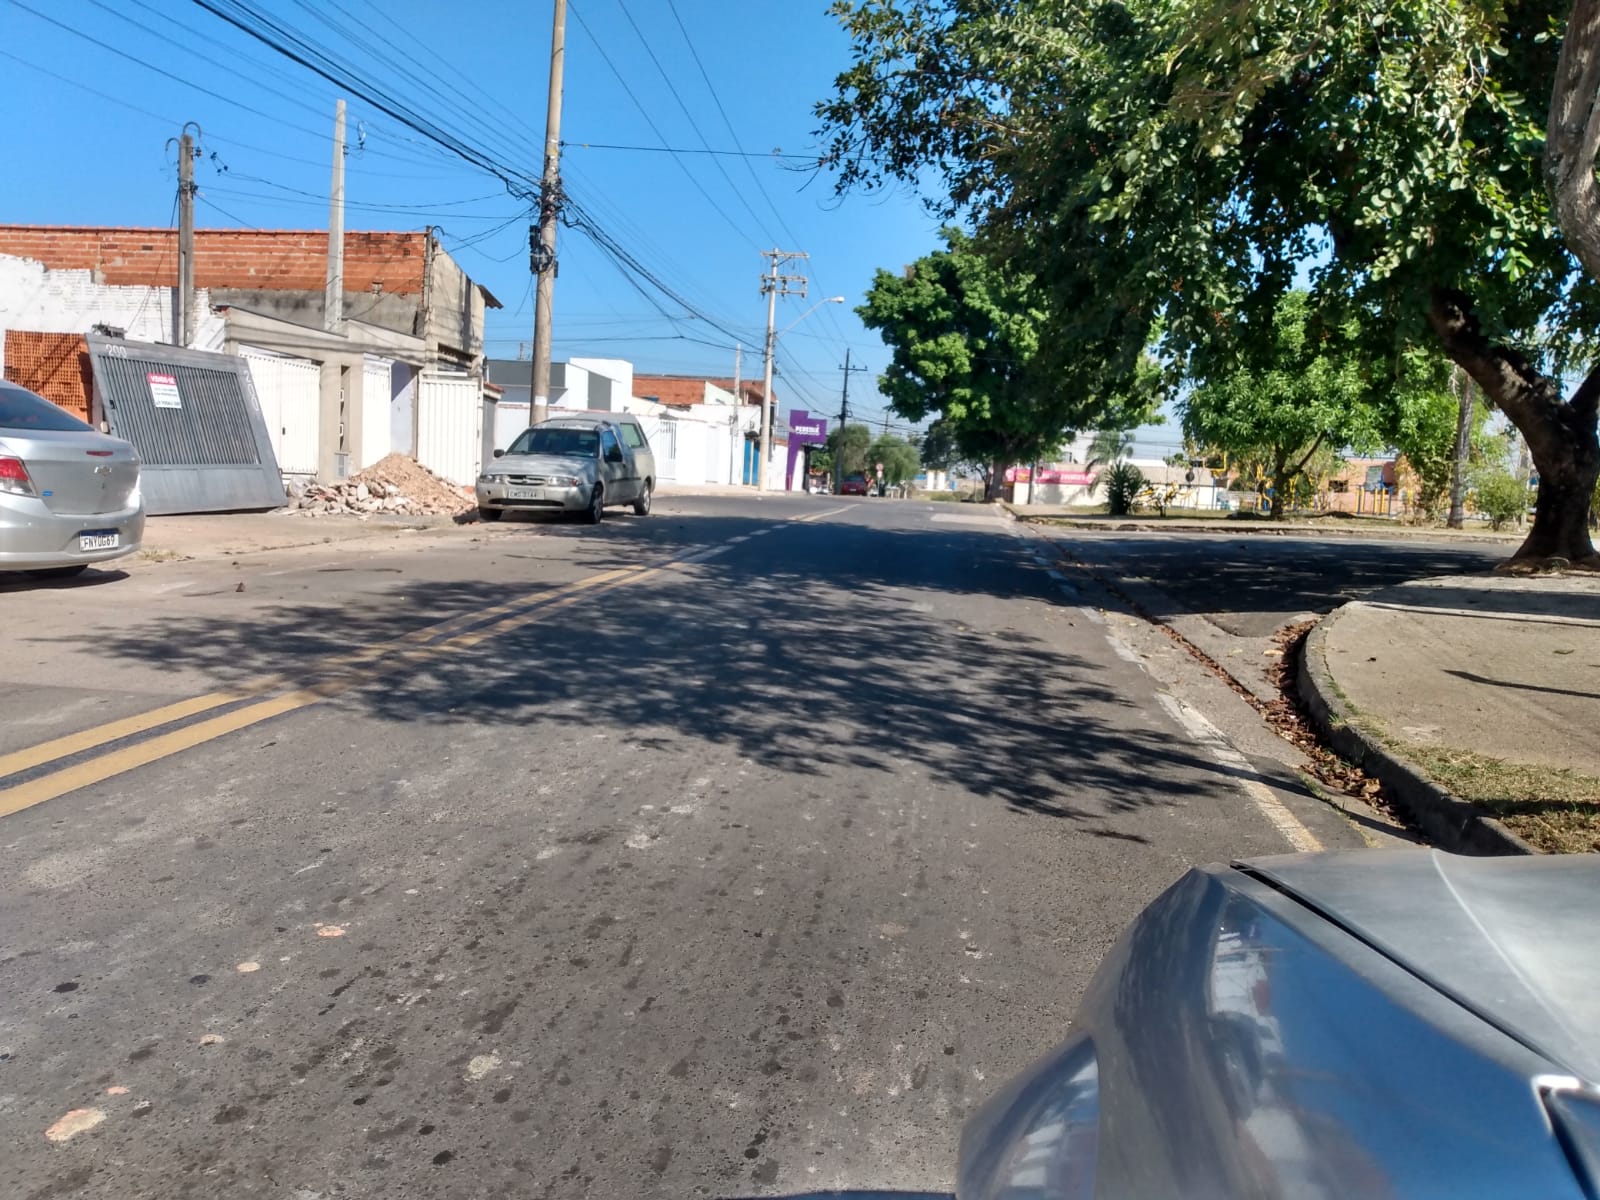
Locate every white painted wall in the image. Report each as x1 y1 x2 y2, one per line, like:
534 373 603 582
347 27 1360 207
416 372 482 486
0 254 226 369
361 355 394 468
240 346 321 476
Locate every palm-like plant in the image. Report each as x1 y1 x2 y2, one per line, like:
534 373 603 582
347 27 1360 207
1085 429 1136 472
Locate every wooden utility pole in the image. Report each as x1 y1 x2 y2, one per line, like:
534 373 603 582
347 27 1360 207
173 124 199 347
325 99 347 332
529 0 567 428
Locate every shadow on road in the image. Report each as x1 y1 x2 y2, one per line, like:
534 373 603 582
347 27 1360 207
25 511 1289 825
1062 536 1505 636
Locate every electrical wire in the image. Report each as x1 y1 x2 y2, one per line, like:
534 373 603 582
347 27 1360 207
611 0 778 247
562 141 816 162
7 0 329 141
566 0 762 250
187 0 542 199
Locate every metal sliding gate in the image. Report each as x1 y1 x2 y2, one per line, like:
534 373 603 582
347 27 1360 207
86 334 286 514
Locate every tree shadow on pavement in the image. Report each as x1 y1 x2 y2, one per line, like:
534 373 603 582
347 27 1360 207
28 515 1285 827
1062 536 1507 635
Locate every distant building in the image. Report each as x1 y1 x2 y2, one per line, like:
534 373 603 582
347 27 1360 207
0 224 500 483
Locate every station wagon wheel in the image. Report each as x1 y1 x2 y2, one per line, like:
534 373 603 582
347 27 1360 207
478 506 503 522
633 480 652 516
585 483 605 525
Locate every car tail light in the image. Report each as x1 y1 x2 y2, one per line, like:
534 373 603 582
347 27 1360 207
0 455 35 496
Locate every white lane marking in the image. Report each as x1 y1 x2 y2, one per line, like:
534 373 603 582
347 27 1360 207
1078 606 1106 624
1154 692 1323 853
748 528 773 537
1103 630 1144 667
727 535 750 544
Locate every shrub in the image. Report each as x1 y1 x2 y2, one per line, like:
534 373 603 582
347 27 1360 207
1473 469 1530 530
1103 462 1146 516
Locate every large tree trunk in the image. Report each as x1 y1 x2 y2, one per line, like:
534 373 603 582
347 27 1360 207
1269 458 1289 519
1428 289 1600 566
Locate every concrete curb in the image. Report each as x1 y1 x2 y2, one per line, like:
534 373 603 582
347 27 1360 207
1296 605 1537 856
1013 511 1519 545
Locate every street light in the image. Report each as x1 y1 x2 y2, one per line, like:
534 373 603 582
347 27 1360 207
758 295 845 493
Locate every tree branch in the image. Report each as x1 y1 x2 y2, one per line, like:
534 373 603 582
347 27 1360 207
1545 0 1600 280
1426 288 1563 435
1291 430 1328 476
1570 357 1600 421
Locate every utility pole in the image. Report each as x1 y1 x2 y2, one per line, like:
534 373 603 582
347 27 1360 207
171 123 199 347
1447 366 1473 528
529 0 567 428
758 248 808 492
732 343 744 484
324 99 346 333
837 348 868 492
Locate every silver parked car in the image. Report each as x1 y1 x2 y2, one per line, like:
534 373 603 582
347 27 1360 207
0 381 144 578
476 413 655 524
959 849 1600 1199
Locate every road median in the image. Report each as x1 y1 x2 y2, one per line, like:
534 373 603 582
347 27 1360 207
1297 573 1600 854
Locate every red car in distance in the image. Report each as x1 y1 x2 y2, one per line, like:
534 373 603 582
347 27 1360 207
839 473 871 496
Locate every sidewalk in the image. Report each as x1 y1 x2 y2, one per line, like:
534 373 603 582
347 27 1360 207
1300 572 1600 854
1010 504 1523 545
140 510 464 560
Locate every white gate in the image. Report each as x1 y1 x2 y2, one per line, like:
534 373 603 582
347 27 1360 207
241 347 319 476
360 357 393 469
416 372 482 486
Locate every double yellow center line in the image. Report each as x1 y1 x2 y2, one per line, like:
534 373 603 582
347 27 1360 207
0 562 662 819
0 503 860 819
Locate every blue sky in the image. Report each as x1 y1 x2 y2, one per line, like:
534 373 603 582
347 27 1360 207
0 0 961 435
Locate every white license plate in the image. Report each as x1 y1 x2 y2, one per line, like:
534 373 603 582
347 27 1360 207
79 532 119 552
507 487 544 500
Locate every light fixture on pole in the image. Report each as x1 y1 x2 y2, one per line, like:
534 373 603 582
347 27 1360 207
758 295 845 493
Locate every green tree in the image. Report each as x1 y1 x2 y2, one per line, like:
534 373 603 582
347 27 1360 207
857 228 1158 499
869 433 921 488
818 0 1600 566
1474 468 1533 530
828 422 873 482
1181 293 1380 517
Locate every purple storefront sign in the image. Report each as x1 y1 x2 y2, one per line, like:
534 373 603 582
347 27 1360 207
785 409 829 490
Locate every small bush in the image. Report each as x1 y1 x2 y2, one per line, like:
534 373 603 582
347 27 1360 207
1473 469 1529 530
1103 462 1146 516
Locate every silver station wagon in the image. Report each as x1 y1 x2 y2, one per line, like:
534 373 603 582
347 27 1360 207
476 412 656 525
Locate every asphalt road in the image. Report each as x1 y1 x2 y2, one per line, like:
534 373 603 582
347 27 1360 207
1054 530 1508 637
3 495 1361 1200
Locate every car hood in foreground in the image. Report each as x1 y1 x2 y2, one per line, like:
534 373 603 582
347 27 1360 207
1248 848 1600 1084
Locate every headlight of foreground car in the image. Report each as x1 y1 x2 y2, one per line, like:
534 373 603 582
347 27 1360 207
551 475 580 487
958 1038 1099 1200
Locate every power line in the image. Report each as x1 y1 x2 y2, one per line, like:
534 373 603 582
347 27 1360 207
562 140 816 162
566 0 761 249
611 0 778 246
8 0 328 141
187 0 541 198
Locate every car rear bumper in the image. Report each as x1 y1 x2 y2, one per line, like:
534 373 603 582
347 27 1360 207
0 495 145 568
475 480 590 511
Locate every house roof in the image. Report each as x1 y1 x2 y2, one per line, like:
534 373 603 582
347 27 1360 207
633 372 772 410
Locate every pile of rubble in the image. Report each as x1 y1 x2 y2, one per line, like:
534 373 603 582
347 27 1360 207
292 453 472 517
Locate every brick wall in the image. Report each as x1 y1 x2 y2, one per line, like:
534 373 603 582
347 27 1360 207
0 226 427 295
3 330 93 419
